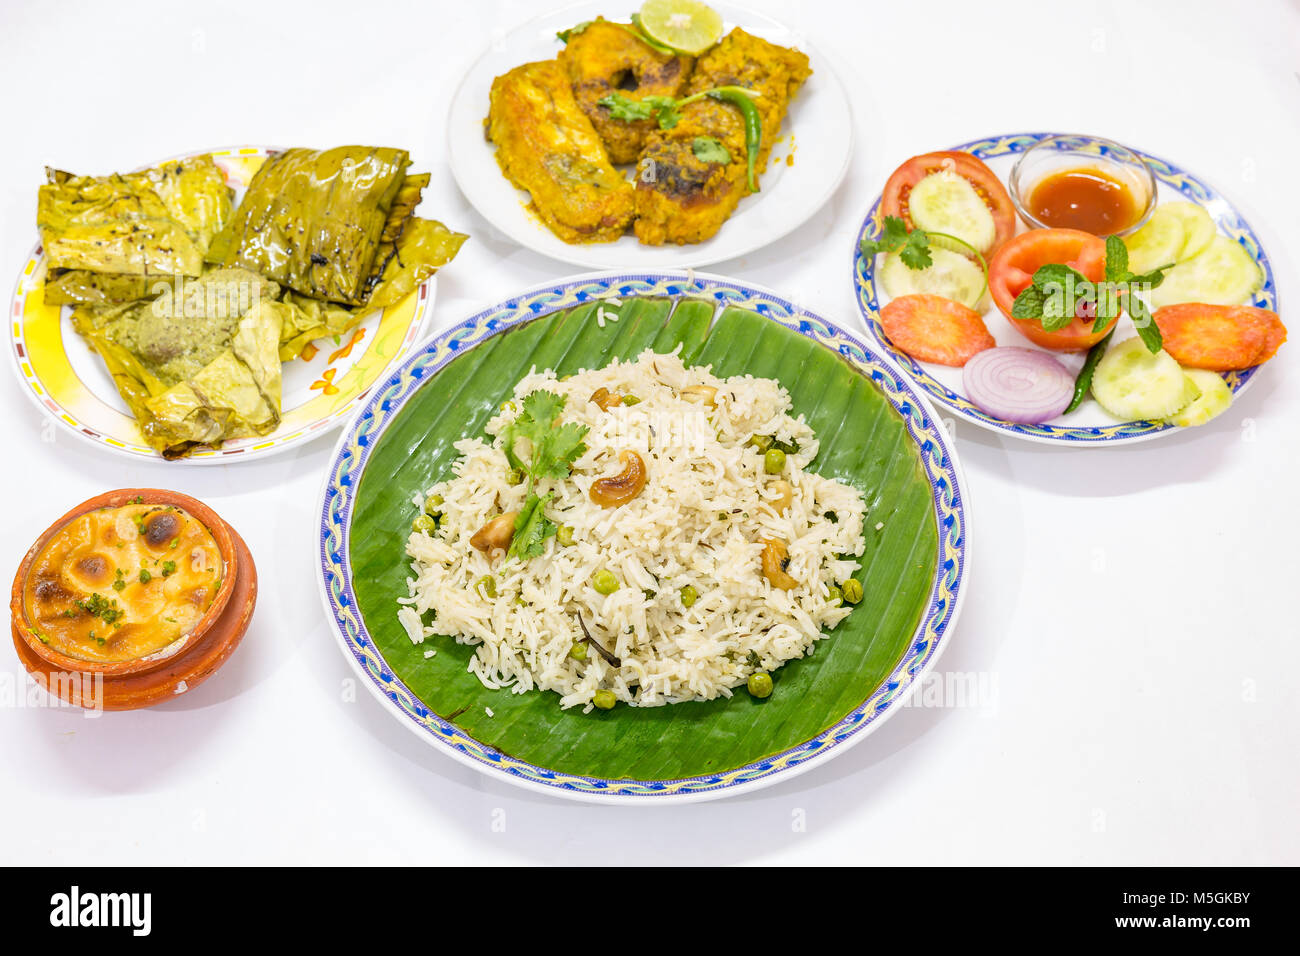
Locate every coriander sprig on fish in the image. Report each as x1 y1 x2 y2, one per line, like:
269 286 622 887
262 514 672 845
598 86 764 192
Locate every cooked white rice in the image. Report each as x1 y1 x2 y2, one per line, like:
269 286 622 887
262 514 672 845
399 348 867 711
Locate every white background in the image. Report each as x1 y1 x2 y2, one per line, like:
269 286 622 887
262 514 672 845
2 0 1297 865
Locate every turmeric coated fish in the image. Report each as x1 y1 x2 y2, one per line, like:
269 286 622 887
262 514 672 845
487 59 634 244
634 28 810 246
559 19 694 165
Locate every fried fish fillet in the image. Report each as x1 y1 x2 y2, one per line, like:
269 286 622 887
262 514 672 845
560 19 694 165
487 59 634 244
634 28 811 246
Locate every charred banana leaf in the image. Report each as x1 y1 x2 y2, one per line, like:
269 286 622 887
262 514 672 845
208 146 423 306
37 155 232 280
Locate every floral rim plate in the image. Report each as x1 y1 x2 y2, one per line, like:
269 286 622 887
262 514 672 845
851 132 1278 445
8 146 437 464
315 271 970 803
447 0 853 270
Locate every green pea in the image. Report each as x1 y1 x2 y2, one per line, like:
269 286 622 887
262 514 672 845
622 395 641 406
764 448 786 474
680 584 698 608
842 579 863 605
422 494 443 516
476 575 497 599
592 570 619 595
569 642 588 661
506 468 525 486
747 672 773 699
556 525 575 547
826 583 842 605
593 689 617 710
412 514 437 535
748 434 772 452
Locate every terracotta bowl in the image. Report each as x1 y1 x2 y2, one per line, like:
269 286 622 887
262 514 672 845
10 488 257 710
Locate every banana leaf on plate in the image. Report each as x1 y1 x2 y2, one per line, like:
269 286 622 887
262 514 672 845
345 297 943 783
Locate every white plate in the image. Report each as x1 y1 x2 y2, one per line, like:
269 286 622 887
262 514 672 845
447 1 852 269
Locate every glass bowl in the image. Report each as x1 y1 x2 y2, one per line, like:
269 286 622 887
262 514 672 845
1008 134 1158 238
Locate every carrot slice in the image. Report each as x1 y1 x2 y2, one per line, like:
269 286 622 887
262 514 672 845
1153 304 1286 371
879 294 996 367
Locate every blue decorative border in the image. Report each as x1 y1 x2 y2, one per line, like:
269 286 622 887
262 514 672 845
852 132 1278 443
316 273 970 800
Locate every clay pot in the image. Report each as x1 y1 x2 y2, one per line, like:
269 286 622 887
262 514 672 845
10 488 256 710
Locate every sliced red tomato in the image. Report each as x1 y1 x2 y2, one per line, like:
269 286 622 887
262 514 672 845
988 229 1110 351
879 294 996 367
881 150 1017 256
1153 304 1287 371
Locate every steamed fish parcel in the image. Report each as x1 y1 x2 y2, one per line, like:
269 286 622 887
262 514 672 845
208 146 429 306
37 155 233 304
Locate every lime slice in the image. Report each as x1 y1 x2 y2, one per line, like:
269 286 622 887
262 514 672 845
637 0 724 55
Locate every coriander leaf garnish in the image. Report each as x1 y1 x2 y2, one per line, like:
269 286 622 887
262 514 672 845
497 390 589 561
508 492 558 561
860 215 992 297
556 20 593 42
691 136 732 165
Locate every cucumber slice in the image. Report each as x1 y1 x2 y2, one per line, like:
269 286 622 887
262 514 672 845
1162 202 1217 260
1124 206 1186 275
907 170 997 255
1092 337 1199 420
1151 235 1263 308
1164 369 1233 427
879 246 987 311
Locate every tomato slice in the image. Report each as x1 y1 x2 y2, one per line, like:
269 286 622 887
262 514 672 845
988 228 1110 351
1153 304 1287 371
881 151 1017 256
879 294 995 367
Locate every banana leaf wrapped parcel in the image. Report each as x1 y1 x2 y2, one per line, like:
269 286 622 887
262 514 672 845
38 155 233 305
207 146 464 308
39 146 466 458
71 269 287 458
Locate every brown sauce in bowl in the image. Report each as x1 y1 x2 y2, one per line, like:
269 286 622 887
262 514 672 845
1028 167 1141 236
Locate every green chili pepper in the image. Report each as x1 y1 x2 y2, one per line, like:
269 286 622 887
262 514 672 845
1066 329 1115 414
703 87 761 193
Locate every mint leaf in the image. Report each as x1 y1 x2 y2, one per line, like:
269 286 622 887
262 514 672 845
1105 235 1129 284
691 136 732 165
1127 297 1164 353
1032 263 1089 290
1011 285 1046 319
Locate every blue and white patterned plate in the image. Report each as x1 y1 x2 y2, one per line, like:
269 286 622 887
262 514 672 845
852 132 1278 445
315 271 971 803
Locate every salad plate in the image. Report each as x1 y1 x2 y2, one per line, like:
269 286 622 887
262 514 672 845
9 146 441 464
447 1 853 270
852 132 1279 445
316 271 969 802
